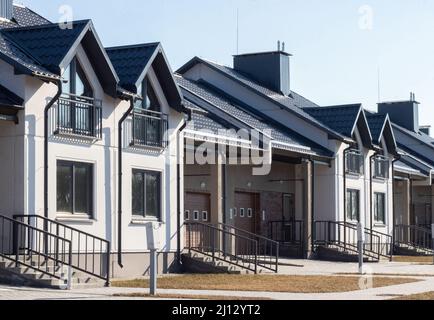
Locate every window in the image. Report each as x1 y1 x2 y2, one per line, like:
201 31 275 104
134 78 160 112
374 193 386 224
346 149 364 175
373 156 389 179
346 189 360 222
62 57 93 97
57 161 93 217
185 210 190 221
193 211 199 221
132 170 161 220
202 211 208 222
247 208 253 218
233 208 237 217
240 208 245 218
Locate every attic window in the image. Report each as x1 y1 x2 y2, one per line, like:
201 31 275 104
135 78 160 112
62 57 93 98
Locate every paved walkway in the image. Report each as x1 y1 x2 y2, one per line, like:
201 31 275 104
0 260 433 300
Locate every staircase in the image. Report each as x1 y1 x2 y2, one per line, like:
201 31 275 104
0 214 110 290
394 224 433 256
313 221 393 263
183 222 280 274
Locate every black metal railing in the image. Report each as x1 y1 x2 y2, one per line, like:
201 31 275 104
0 214 72 286
346 150 364 175
313 221 384 261
131 109 168 148
218 223 279 273
14 215 110 286
373 156 389 179
186 222 259 274
53 93 102 139
268 220 304 245
394 224 433 254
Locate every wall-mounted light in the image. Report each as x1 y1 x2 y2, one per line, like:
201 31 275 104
247 182 252 188
200 182 206 190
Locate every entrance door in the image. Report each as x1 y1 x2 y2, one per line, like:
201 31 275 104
185 193 211 251
234 192 259 234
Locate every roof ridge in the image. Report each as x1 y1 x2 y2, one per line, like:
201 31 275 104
1 19 90 32
105 42 160 51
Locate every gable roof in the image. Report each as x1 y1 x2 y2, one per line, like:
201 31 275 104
303 104 373 148
176 74 334 159
106 43 183 111
12 4 51 27
366 113 398 155
177 57 346 142
1 20 119 96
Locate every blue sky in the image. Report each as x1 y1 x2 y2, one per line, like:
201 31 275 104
23 0 434 128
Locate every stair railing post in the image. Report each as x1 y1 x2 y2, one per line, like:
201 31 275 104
55 223 59 267
106 241 111 287
254 240 258 274
212 227 215 262
13 221 19 267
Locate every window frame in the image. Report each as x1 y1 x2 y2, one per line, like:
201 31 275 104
56 160 94 218
346 189 360 222
184 210 190 221
202 211 208 222
374 192 386 224
131 169 162 221
240 208 245 218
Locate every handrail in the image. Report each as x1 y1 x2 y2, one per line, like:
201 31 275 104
217 223 279 273
268 220 304 244
185 222 260 274
394 224 433 254
14 215 110 286
314 221 384 261
0 214 72 287
130 110 169 148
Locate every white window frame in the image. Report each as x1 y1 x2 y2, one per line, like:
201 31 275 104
185 210 190 221
193 211 199 221
247 208 253 218
202 211 208 222
240 208 245 218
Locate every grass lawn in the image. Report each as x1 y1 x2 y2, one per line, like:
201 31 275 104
394 292 434 300
111 274 419 294
114 293 271 300
393 256 434 264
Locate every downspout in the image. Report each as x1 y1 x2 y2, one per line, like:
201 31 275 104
177 108 191 266
369 152 379 251
409 174 414 226
343 145 352 248
44 80 62 220
309 158 315 255
391 154 401 252
117 96 135 268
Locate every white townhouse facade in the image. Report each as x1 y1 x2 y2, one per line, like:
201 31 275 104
176 51 398 266
0 2 186 285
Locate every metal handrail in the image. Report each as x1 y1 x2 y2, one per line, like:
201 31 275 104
131 110 169 148
268 220 304 244
14 215 110 286
314 221 383 261
185 222 259 274
394 224 433 254
0 214 72 286
217 223 279 273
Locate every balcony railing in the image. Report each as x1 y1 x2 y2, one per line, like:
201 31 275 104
130 109 168 149
53 93 102 139
373 155 389 179
345 149 364 175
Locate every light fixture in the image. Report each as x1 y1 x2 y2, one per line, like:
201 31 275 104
247 182 252 188
200 182 206 189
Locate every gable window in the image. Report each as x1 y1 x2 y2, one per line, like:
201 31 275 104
134 78 160 112
374 193 386 224
346 189 360 222
132 169 161 220
57 161 93 217
346 149 364 175
57 57 102 138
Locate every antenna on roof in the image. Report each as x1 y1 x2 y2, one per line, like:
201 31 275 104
236 8 239 55
277 40 281 51
282 42 285 52
377 66 381 103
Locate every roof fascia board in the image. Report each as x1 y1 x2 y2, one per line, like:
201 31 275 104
393 123 434 151
351 107 373 148
134 45 161 90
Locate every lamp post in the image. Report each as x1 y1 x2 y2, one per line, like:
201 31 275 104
146 222 162 296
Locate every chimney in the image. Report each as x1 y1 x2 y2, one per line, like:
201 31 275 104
0 0 13 20
378 93 420 132
233 49 292 96
420 126 431 136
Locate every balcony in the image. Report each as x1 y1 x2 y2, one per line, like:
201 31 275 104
53 93 102 139
130 109 168 149
373 155 389 179
345 149 364 175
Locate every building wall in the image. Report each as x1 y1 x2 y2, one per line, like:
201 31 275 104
0 44 184 277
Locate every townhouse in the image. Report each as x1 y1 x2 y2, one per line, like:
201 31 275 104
0 1 432 288
0 1 186 286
